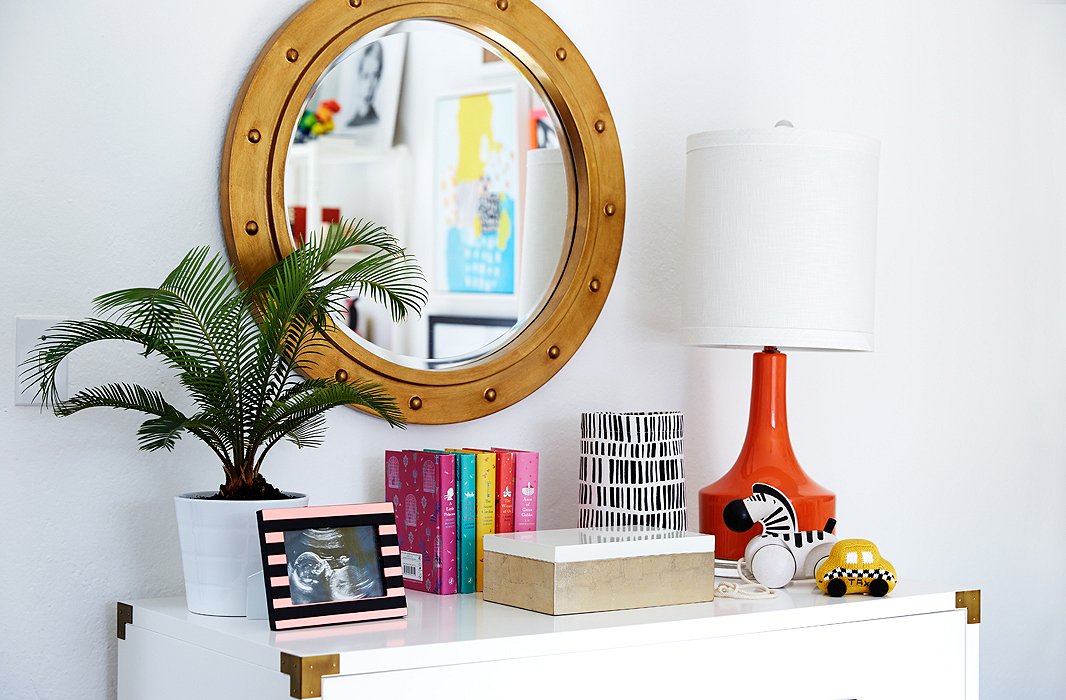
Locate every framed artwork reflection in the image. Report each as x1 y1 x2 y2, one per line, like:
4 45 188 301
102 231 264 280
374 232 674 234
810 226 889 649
428 315 516 361
435 87 520 294
310 34 408 149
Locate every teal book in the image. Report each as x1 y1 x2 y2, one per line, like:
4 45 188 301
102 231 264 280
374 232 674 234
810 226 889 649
428 449 477 593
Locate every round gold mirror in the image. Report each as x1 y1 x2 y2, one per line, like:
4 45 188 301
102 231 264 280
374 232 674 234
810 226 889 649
221 0 624 424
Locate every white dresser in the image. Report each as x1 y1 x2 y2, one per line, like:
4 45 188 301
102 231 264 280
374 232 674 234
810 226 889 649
117 582 979 699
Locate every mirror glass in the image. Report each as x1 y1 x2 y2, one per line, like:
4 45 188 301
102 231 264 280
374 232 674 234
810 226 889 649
284 20 572 371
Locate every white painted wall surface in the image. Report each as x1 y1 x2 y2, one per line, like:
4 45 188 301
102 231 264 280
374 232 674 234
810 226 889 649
0 1 1062 697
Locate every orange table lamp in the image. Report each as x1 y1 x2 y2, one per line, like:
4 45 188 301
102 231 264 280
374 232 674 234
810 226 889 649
682 123 880 561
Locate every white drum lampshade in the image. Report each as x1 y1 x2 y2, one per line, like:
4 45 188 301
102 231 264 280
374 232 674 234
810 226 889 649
519 148 568 322
681 127 880 351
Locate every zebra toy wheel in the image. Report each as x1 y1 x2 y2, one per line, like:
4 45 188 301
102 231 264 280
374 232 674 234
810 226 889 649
806 545 833 579
749 543 797 588
869 578 889 597
827 578 847 597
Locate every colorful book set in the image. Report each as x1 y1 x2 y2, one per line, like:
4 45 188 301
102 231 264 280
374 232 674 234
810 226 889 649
384 448 539 595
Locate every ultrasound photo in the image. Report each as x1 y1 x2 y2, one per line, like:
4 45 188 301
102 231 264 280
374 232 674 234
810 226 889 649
283 526 385 605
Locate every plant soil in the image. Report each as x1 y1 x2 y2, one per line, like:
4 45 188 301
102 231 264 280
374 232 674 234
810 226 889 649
202 474 294 500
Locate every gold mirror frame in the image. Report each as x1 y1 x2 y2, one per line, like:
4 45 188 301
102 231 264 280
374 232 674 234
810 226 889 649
221 0 624 424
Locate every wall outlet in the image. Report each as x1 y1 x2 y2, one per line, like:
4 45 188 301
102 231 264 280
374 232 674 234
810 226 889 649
15 316 68 407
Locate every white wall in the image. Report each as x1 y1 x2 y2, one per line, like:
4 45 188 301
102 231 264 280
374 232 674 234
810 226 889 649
1 1 1062 697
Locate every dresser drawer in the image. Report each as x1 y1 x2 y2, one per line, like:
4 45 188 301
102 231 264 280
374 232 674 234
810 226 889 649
321 610 967 699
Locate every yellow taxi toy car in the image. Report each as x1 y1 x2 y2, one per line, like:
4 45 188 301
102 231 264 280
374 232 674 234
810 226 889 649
815 538 897 598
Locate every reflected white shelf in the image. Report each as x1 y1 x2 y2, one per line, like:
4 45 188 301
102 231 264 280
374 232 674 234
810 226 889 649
287 139 410 164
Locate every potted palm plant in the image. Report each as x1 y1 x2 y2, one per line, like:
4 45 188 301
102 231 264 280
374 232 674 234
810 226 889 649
22 221 426 615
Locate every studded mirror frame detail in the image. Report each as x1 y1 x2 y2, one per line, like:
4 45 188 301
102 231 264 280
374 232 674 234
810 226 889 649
221 0 625 424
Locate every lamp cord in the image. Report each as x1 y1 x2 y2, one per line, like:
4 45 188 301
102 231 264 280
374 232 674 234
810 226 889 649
714 558 777 600
714 558 820 600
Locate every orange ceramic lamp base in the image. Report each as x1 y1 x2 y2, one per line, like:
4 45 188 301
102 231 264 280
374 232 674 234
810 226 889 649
698 348 835 561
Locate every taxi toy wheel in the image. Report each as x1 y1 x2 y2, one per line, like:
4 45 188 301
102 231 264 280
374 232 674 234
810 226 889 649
869 578 889 597
827 578 847 597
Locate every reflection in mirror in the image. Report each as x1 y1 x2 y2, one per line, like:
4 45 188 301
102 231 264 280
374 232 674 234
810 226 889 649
284 21 571 371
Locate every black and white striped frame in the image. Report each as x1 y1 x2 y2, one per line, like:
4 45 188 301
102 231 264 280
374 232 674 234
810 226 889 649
256 503 406 631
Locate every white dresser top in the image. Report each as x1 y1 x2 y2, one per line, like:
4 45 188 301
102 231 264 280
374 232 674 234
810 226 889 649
126 581 972 677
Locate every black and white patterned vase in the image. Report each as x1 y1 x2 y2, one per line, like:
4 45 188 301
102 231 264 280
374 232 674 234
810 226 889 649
578 411 687 531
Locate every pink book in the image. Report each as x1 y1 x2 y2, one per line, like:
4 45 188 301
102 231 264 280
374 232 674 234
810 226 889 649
384 450 457 595
494 448 538 532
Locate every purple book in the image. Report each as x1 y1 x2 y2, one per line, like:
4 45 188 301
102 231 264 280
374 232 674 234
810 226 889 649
385 450 457 595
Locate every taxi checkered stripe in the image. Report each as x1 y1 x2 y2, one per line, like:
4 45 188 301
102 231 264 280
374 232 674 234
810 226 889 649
820 567 896 582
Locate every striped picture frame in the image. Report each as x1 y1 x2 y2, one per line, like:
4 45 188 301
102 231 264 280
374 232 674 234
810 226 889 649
579 411 687 531
257 503 406 631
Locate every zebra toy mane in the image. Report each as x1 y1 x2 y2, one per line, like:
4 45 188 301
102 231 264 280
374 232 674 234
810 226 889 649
747 483 798 535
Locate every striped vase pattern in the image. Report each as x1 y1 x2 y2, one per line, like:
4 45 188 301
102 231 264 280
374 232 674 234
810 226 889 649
578 412 687 531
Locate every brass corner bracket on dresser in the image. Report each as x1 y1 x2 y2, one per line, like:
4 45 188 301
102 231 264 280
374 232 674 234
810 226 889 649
116 602 133 640
280 653 341 699
955 589 981 624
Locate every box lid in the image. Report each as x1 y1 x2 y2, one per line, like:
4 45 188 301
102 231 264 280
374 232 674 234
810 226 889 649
483 527 715 563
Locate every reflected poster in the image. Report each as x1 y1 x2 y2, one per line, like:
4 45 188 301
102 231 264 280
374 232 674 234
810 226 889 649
435 89 518 294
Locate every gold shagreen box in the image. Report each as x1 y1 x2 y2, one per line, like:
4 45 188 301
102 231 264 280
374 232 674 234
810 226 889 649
483 527 715 615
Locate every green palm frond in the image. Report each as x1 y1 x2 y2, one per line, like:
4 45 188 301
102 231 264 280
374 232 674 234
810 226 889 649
20 319 192 407
324 249 428 323
21 218 425 498
259 377 404 436
54 383 234 466
137 414 189 452
251 378 405 474
250 221 426 340
55 382 181 419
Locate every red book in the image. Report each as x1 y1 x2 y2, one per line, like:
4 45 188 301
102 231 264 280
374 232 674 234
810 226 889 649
494 448 538 532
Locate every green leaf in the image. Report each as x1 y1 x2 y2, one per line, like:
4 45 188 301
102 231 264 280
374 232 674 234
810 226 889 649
22 217 425 493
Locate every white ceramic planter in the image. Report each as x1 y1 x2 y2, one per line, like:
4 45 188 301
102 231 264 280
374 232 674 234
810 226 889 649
174 491 308 616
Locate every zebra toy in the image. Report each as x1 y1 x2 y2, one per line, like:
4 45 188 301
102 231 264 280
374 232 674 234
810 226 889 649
722 483 838 588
